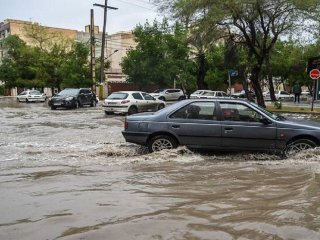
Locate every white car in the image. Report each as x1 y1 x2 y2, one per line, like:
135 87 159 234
17 90 46 102
197 91 229 98
264 90 293 100
102 91 166 115
149 89 185 101
190 90 214 99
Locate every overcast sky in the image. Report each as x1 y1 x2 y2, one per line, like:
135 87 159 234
1 0 161 34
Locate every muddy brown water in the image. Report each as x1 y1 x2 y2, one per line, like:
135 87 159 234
0 98 320 240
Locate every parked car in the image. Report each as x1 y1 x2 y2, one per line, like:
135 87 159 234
301 91 312 96
263 90 293 100
102 91 166 115
49 88 97 110
122 98 320 155
17 90 46 102
198 91 229 98
149 89 185 101
190 90 214 99
232 90 255 99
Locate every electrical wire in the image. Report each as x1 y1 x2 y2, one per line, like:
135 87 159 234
115 0 156 11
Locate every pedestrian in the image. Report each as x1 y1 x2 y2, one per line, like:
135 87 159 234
292 82 302 103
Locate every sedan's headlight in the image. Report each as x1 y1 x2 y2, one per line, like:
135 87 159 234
65 97 74 101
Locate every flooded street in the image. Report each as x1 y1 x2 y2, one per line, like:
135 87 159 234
0 98 320 240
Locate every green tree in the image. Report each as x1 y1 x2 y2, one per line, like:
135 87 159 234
154 0 320 107
121 20 192 90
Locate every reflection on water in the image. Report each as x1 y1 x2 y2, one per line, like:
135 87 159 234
0 99 319 240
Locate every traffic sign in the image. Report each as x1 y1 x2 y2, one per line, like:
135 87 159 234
309 69 320 79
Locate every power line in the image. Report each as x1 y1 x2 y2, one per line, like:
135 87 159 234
116 0 155 11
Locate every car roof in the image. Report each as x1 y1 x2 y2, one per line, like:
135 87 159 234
112 91 147 93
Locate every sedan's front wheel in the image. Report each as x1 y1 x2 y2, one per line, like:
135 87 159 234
148 135 177 153
284 139 316 156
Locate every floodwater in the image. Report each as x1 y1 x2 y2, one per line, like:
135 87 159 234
0 98 320 240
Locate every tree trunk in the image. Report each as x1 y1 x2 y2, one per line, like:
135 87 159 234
196 53 208 90
251 65 266 108
266 57 276 101
240 66 254 102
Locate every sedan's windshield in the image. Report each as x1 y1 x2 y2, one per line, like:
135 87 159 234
57 89 79 96
153 89 165 93
30 90 41 95
107 93 128 100
250 102 285 120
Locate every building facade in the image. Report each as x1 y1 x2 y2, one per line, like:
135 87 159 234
0 18 136 96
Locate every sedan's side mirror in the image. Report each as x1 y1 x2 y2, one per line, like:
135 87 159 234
260 117 272 125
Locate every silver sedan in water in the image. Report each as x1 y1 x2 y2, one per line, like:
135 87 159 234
103 91 166 115
122 98 320 155
17 90 46 103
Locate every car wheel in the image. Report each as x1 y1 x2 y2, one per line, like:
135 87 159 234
105 111 113 115
178 96 185 101
90 99 96 107
148 135 177 152
51 105 57 110
158 96 165 101
284 139 317 156
128 106 138 115
75 101 79 109
26 98 29 103
158 104 165 110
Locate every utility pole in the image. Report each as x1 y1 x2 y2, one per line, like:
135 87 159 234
90 9 96 95
93 0 118 89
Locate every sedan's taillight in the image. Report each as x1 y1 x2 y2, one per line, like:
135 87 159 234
121 100 130 104
124 118 128 129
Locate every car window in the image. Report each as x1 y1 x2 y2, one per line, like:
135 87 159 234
216 92 222 97
220 102 262 122
20 91 26 95
107 92 128 100
142 93 154 100
30 90 41 95
203 92 214 96
222 92 229 97
170 102 217 120
58 89 80 96
132 92 143 100
281 91 289 95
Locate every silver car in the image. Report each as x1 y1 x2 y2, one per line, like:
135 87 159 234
122 98 320 155
17 90 46 102
103 91 166 115
149 89 185 101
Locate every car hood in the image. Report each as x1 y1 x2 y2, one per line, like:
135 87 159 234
278 117 320 130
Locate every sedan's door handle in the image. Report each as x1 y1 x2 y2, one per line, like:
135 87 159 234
224 127 233 133
172 124 180 129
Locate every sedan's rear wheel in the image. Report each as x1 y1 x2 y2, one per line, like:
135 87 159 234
148 135 177 152
284 139 316 156
26 98 29 103
158 96 165 101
